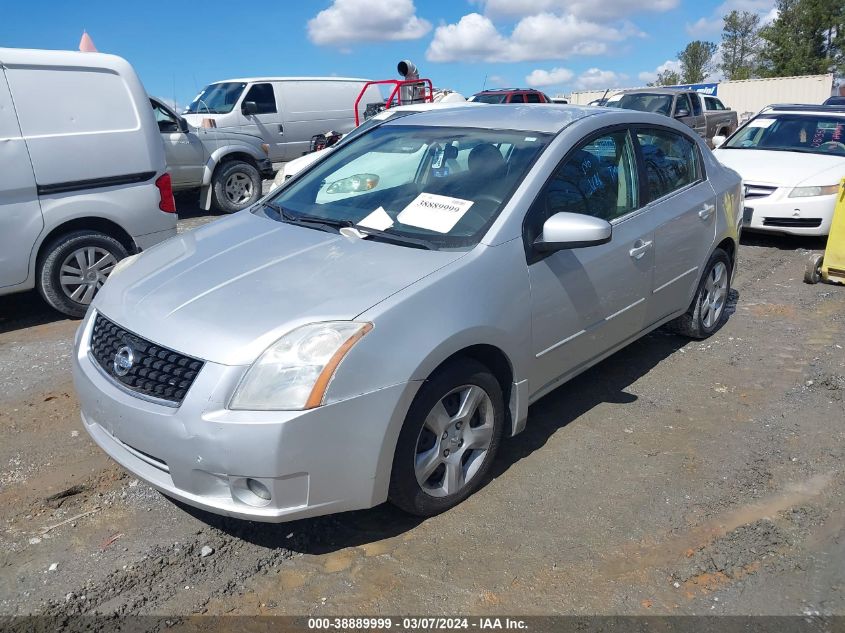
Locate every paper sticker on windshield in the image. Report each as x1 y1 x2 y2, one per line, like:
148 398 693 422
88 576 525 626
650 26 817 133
397 193 474 234
358 207 394 231
748 118 775 128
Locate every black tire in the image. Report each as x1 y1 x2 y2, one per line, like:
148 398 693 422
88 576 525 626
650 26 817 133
211 160 261 214
37 231 128 318
666 248 732 339
804 253 823 284
388 358 505 517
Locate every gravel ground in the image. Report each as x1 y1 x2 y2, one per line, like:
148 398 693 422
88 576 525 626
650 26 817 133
0 203 843 619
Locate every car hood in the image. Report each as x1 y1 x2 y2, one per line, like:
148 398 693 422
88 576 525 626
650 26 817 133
93 212 466 366
713 148 845 186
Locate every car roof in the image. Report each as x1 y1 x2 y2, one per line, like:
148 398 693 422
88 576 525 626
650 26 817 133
208 77 370 84
760 103 845 115
381 103 619 133
475 88 542 93
614 88 684 95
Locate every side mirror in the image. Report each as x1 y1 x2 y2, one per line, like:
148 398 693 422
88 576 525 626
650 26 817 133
712 134 726 148
242 101 258 115
533 212 612 252
178 117 190 133
675 107 691 118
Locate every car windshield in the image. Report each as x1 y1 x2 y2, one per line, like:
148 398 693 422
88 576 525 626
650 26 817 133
472 94 508 104
724 114 845 156
184 82 246 114
264 124 552 250
334 108 422 147
606 93 674 116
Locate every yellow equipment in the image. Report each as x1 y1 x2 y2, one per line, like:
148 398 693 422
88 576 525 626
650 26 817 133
805 177 845 285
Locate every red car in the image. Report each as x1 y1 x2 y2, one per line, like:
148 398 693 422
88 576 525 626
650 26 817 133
470 89 551 104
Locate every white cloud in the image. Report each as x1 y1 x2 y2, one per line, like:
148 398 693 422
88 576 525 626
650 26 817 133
638 59 681 84
686 16 722 37
476 0 678 22
574 68 628 90
486 74 509 87
307 0 431 46
525 67 575 87
426 12 635 63
686 0 775 38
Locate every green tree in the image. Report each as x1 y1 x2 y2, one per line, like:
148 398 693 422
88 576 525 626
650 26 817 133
758 0 845 76
720 10 761 80
648 69 682 86
678 40 719 83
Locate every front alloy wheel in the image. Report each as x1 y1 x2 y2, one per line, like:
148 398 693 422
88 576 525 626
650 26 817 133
415 384 496 497
389 359 504 516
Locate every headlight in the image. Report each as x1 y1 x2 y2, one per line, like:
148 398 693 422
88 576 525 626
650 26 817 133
325 174 379 194
789 184 839 198
260 143 270 156
229 322 372 411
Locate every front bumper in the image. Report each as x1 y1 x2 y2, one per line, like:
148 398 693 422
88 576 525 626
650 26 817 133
743 186 836 236
72 312 418 522
258 158 275 180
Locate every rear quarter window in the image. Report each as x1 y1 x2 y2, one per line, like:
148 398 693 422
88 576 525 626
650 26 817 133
6 67 138 136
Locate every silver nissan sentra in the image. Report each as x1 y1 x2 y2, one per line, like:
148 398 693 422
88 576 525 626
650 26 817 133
73 105 742 522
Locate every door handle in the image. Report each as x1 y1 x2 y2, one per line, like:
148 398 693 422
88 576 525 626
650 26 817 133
699 203 715 220
278 124 284 134
629 240 652 260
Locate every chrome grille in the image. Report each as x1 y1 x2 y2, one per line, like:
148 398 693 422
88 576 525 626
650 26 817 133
744 184 777 200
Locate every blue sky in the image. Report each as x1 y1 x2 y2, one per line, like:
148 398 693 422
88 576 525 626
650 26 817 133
1 0 776 106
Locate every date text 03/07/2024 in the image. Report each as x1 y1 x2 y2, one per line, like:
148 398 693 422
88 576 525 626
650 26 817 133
306 617 528 630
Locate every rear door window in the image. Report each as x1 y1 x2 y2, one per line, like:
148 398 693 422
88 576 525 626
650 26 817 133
635 128 702 201
244 83 277 114
509 94 525 103
705 97 725 111
525 93 541 103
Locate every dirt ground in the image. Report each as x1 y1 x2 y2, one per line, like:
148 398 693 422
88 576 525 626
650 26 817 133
0 201 843 619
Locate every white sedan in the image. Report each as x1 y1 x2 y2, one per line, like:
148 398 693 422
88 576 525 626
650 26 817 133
714 104 845 236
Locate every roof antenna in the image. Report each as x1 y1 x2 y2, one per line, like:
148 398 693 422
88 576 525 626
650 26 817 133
481 74 487 91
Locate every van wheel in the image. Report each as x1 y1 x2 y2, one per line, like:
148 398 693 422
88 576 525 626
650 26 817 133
666 248 731 339
388 359 505 517
38 231 128 318
211 161 261 213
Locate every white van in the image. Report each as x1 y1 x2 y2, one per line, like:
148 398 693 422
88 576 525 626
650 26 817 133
0 48 177 317
182 77 382 162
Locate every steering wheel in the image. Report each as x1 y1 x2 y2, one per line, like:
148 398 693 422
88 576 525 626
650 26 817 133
817 141 845 153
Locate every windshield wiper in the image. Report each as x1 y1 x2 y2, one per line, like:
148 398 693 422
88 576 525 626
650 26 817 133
354 227 436 250
264 201 352 233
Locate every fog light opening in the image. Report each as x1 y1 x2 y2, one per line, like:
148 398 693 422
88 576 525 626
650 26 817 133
246 478 271 501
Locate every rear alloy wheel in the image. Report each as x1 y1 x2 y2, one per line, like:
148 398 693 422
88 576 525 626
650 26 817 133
211 160 261 213
38 231 128 318
666 248 731 339
389 359 504 516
